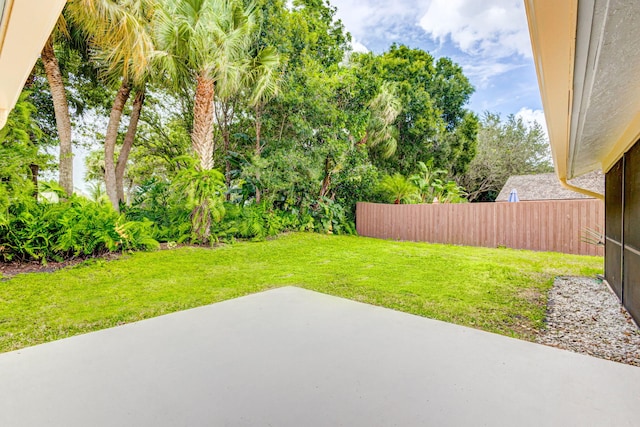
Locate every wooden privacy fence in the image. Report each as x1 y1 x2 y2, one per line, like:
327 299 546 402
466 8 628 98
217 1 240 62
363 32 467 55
356 199 604 256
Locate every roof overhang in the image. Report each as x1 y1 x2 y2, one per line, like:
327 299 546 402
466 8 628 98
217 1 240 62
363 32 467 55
525 0 640 191
0 0 67 128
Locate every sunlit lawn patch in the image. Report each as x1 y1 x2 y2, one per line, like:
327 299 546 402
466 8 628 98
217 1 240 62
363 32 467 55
0 233 603 352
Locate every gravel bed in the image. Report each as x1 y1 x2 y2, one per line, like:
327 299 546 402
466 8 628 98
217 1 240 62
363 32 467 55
537 276 640 366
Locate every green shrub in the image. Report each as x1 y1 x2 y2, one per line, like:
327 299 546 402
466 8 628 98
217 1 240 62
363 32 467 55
126 175 356 244
377 173 419 204
173 165 226 244
126 178 191 242
210 200 354 242
0 191 158 262
309 197 355 235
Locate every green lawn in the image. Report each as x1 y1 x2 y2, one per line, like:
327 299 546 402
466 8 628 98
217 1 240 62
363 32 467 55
0 233 603 353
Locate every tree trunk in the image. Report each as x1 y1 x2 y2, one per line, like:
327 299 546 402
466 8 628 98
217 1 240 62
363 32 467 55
319 174 332 198
29 164 39 199
191 75 216 242
319 157 332 198
192 75 215 170
254 105 264 204
41 36 73 196
356 132 369 146
116 88 145 204
104 80 132 211
224 129 231 199
255 106 263 156
278 114 287 142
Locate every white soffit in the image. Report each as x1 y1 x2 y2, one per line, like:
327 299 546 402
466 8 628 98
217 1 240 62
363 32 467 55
570 0 640 176
0 0 66 128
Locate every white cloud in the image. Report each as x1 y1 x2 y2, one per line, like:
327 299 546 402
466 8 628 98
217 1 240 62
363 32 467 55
516 107 548 139
350 39 370 53
419 0 531 59
462 61 524 88
329 0 427 42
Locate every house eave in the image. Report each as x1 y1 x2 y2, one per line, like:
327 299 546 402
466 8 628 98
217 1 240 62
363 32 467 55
0 0 67 129
525 0 640 188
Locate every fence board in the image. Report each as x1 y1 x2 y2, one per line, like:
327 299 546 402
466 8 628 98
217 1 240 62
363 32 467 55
356 200 604 256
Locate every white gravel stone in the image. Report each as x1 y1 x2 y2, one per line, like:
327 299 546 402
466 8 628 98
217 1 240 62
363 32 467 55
537 276 640 366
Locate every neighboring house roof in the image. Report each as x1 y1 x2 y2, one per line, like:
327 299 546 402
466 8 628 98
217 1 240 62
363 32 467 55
495 172 605 202
525 1 640 182
0 0 66 128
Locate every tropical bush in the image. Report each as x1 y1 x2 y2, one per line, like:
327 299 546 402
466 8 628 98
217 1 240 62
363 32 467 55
127 179 355 243
309 197 354 234
172 165 227 244
125 178 191 242
377 173 419 204
0 185 158 262
376 169 468 205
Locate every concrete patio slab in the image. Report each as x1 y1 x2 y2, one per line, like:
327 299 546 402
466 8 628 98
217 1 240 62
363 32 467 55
1 286 639 426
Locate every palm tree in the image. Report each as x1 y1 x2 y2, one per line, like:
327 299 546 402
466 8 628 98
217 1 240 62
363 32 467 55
155 0 256 171
247 46 281 158
40 19 74 196
378 173 418 205
359 82 401 159
67 0 156 210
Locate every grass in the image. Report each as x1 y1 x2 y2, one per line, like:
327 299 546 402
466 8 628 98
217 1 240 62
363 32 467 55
0 233 603 353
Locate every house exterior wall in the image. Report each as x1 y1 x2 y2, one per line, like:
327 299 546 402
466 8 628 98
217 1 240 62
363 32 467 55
605 139 640 325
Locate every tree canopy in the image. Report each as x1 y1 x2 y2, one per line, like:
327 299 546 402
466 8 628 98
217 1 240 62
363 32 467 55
459 112 553 202
0 0 519 257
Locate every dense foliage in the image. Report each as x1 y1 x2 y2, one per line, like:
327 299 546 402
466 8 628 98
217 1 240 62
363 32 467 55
0 0 544 262
0 185 158 262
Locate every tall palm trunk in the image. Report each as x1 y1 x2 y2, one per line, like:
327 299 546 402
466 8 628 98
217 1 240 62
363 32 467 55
192 75 215 170
116 88 146 204
105 80 132 211
41 36 73 196
224 129 231 199
190 75 216 241
254 106 264 203
255 106 263 156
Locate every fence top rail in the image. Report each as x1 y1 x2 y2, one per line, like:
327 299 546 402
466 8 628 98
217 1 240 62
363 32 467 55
357 199 603 208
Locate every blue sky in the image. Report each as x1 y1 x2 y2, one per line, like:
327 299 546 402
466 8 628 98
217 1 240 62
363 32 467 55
330 0 546 129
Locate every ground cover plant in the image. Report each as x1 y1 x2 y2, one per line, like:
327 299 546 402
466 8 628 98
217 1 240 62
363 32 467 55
0 233 603 353
0 191 158 262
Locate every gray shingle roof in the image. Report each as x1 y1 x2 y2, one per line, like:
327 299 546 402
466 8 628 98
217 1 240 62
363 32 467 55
495 172 604 201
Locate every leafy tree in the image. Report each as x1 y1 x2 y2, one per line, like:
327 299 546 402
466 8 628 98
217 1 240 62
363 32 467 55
431 180 467 204
214 45 280 191
459 112 553 202
331 147 381 215
0 94 44 209
351 45 478 178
